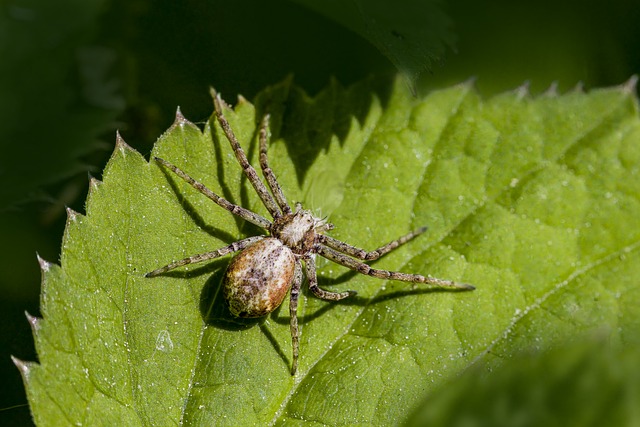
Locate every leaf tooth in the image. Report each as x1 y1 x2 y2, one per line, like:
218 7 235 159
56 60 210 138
620 75 638 94
572 81 585 93
543 81 559 97
88 175 102 192
36 253 51 273
174 106 189 126
114 131 135 156
115 130 126 145
461 76 477 89
514 81 530 100
170 107 197 133
11 356 35 379
65 206 81 223
237 94 249 107
25 311 42 335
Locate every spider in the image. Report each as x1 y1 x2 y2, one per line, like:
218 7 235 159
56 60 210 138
146 91 475 375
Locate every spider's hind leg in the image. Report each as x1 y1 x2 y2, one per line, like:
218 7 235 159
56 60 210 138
289 260 304 375
317 245 475 290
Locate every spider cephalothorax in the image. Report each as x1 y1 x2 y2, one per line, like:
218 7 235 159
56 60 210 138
146 91 474 375
270 207 320 254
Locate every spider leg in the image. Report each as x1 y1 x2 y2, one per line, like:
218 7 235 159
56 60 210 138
212 91 282 218
145 236 264 277
320 226 427 261
258 114 292 214
305 255 354 301
154 157 271 229
289 259 303 375
317 245 475 290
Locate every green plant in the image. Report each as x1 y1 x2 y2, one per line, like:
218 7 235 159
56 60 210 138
16 77 640 425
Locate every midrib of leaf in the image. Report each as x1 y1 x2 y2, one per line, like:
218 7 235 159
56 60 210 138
149 116 210 426
267 122 386 425
181 288 211 426
153 115 226 426
114 137 146 425
272 82 478 424
268 96 418 423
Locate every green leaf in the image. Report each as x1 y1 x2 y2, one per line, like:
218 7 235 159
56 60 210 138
16 77 640 425
406 339 640 426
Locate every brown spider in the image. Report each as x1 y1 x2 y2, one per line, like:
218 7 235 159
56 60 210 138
146 91 475 375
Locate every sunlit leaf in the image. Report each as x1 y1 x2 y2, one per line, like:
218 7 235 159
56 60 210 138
17 77 640 425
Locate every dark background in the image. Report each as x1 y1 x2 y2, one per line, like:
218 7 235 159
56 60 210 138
1 0 639 425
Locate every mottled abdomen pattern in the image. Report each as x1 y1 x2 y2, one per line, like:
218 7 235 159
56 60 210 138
223 238 295 317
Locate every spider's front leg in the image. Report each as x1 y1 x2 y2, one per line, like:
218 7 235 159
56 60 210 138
145 236 264 277
258 114 291 214
152 157 271 229
211 90 282 218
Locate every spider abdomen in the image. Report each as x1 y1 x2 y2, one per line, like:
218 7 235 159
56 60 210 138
223 237 295 318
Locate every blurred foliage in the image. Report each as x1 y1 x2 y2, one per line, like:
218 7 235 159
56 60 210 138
1 0 639 425
406 338 640 427
288 0 456 89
